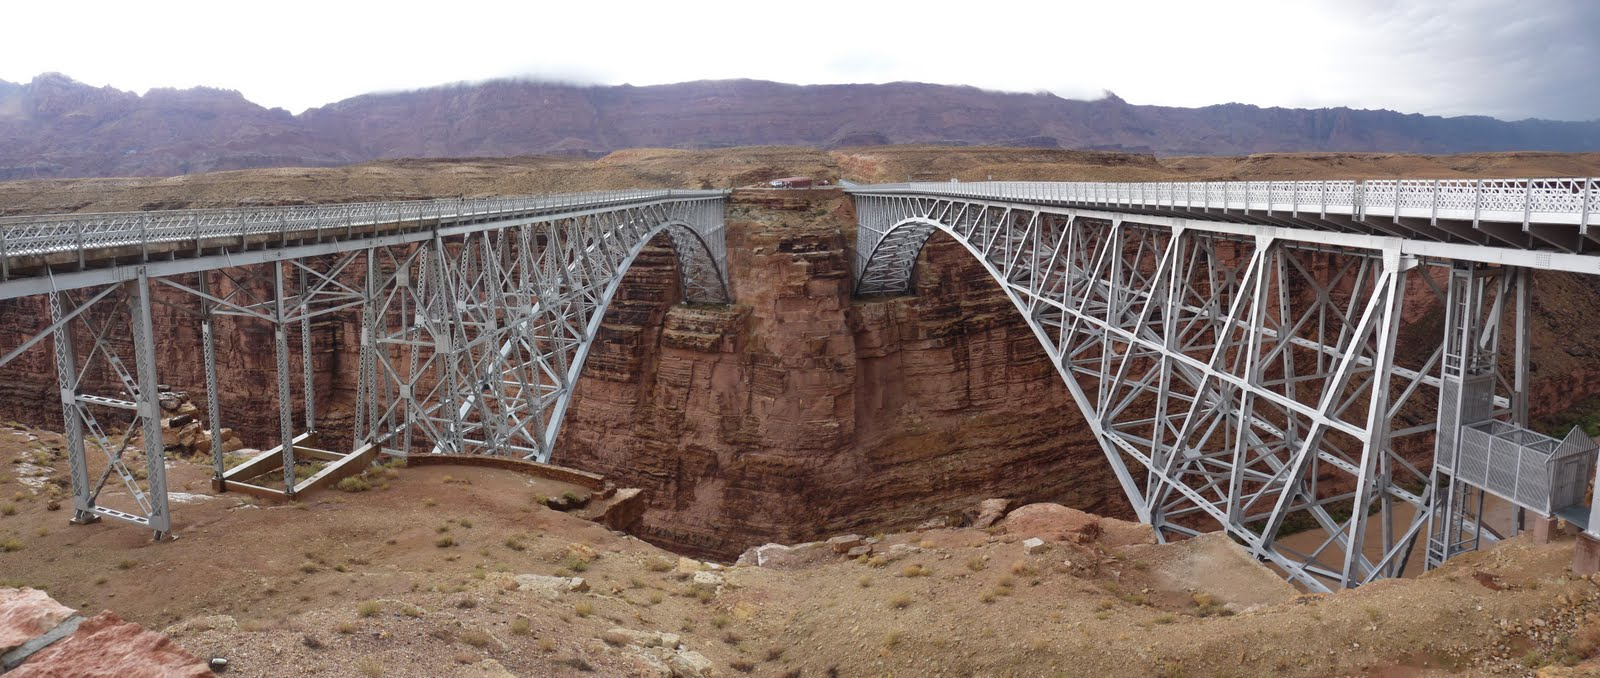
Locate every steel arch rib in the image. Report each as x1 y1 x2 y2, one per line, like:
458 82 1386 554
856 215 1152 521
851 208 1414 592
533 219 729 462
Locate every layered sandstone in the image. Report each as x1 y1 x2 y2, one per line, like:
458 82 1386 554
552 189 1126 559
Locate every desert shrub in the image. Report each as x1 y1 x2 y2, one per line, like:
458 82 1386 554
460 629 494 648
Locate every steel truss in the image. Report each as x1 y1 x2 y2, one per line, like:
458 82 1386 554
0 191 728 538
847 189 1566 591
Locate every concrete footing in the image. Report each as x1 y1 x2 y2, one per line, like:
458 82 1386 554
1530 514 1561 544
1576 533 1600 576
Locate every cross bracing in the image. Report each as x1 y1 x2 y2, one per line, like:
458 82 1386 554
848 178 1600 591
0 190 729 538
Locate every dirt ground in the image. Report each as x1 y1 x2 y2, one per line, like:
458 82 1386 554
3 421 1600 678
2 146 1598 216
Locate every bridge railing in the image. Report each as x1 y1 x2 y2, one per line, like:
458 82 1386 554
0 188 728 259
848 178 1597 228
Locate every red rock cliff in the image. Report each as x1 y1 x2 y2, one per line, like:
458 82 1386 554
551 189 1125 559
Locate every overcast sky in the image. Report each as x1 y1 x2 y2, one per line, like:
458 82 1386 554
3 0 1595 121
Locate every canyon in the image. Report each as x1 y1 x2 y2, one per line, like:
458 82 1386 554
1 148 1599 562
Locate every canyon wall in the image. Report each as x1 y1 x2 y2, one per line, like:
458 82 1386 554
551 189 1125 559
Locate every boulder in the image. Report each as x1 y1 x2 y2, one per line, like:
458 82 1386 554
674 557 702 575
734 542 827 569
602 627 681 649
882 543 921 562
1022 537 1048 555
1001 503 1102 543
512 575 588 600
668 649 715 678
827 534 865 553
1098 516 1157 548
691 571 724 589
0 587 74 654
9 610 210 677
967 498 1014 529
844 545 873 559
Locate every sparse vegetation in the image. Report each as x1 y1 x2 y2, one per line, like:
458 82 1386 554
0 537 21 552
355 656 383 677
883 629 903 649
357 600 382 617
459 628 494 648
510 617 532 635
574 601 593 617
888 592 912 609
435 535 456 548
335 475 371 492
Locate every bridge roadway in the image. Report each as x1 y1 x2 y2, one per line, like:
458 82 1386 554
1 177 1597 591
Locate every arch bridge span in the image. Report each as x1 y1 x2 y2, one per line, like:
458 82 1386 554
849 179 1600 591
0 190 729 538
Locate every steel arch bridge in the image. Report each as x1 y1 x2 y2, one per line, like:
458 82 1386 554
849 179 1600 591
0 189 729 538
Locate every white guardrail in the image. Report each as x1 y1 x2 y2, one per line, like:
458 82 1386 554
849 178 1597 229
0 189 728 259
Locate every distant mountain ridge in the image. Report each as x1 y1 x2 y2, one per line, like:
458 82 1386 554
2 73 1598 179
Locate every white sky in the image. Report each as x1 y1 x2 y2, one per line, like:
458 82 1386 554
2 0 1595 120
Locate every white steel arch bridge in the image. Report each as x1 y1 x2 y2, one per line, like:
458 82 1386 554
0 190 729 539
849 178 1600 591
2 177 1598 592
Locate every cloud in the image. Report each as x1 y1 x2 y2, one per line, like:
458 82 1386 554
0 0 1591 120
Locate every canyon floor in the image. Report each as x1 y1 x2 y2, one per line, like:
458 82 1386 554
3 421 1600 677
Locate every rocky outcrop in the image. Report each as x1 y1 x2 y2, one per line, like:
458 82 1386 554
0 588 209 677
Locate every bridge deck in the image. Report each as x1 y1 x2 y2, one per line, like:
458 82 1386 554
0 189 727 299
848 178 1598 256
